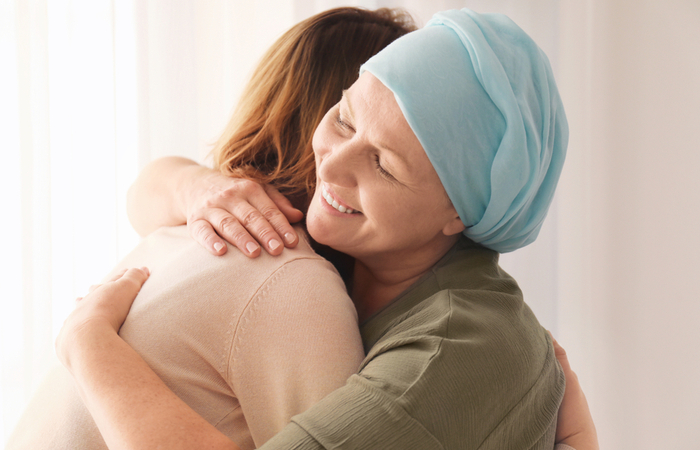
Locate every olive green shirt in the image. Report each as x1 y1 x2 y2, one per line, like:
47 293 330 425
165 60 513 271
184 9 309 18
261 237 565 449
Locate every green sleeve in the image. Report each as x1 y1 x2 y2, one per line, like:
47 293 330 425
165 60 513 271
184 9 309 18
259 374 444 450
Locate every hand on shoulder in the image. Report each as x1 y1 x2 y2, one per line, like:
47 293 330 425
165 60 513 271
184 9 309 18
127 156 304 258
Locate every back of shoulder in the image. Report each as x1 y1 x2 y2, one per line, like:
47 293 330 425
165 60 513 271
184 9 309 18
358 269 562 448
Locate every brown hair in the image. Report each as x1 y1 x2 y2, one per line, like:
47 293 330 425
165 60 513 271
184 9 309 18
211 7 416 205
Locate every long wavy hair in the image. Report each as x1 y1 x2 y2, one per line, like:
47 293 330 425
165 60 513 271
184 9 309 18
211 7 416 205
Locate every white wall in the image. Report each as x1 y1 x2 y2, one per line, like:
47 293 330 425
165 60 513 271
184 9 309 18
556 0 700 447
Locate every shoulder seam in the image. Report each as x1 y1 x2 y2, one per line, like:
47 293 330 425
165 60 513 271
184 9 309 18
223 256 328 391
395 291 454 405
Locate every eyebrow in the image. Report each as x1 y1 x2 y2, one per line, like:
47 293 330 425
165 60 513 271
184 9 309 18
341 89 409 167
340 90 355 121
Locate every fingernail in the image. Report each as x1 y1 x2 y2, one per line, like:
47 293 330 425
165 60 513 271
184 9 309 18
246 242 259 254
284 233 295 244
140 266 150 275
269 239 281 250
213 242 224 252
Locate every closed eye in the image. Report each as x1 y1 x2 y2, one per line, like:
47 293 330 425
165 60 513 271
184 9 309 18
335 109 354 132
374 154 394 180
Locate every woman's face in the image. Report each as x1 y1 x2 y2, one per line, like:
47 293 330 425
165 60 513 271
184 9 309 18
306 72 464 263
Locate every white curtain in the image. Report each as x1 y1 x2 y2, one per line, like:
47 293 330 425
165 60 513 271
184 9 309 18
2 0 699 448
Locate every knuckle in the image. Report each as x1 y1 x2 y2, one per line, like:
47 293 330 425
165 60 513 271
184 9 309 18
213 188 235 202
240 209 264 228
259 204 284 221
190 220 215 243
218 178 258 200
216 215 239 232
236 179 261 196
189 219 207 236
229 229 253 246
217 217 247 245
188 221 220 250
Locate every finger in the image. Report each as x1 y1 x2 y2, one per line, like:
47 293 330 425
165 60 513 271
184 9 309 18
548 331 572 372
205 179 285 254
188 217 230 256
113 267 151 293
264 184 304 220
263 186 303 247
88 284 100 293
230 204 287 255
190 217 260 258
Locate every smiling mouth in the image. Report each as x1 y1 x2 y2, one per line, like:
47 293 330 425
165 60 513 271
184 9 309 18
321 186 360 214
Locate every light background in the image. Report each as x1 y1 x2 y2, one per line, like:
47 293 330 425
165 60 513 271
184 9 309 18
1 0 699 448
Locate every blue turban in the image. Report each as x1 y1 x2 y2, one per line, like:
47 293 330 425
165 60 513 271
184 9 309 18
360 9 568 253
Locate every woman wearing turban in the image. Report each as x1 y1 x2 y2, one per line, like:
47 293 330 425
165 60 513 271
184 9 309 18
54 9 596 450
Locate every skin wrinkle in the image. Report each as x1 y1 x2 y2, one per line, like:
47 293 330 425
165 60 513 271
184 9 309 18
340 90 409 169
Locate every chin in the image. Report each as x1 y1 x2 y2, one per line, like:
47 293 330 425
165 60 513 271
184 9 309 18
306 211 349 253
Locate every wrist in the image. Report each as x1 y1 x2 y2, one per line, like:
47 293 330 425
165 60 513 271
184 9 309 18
56 318 117 374
177 163 216 223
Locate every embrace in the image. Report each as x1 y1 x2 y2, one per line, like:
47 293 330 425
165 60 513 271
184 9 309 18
8 7 597 450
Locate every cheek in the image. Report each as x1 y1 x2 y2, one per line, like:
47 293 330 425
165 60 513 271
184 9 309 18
371 190 453 234
366 191 417 229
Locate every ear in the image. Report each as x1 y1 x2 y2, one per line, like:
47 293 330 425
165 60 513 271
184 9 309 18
442 214 466 236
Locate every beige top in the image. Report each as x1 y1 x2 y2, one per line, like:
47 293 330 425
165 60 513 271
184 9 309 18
7 226 363 450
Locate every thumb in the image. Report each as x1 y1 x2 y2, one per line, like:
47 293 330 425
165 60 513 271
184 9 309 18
265 185 304 223
114 267 151 293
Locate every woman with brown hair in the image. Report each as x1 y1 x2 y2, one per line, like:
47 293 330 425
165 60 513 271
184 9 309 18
6 8 416 450
128 7 415 260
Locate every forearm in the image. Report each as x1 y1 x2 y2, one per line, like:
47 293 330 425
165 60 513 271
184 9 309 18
557 371 599 450
126 156 212 236
66 325 240 450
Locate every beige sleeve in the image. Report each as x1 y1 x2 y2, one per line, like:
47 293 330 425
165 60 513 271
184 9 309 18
227 257 364 448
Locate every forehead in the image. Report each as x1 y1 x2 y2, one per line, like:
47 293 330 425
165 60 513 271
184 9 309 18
342 73 424 165
343 73 407 128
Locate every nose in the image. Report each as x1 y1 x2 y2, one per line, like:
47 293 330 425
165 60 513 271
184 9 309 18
317 139 361 188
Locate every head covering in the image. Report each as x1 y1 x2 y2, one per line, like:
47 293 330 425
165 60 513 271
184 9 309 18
360 9 568 253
